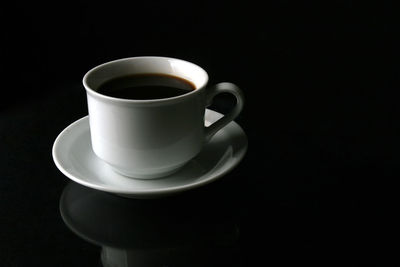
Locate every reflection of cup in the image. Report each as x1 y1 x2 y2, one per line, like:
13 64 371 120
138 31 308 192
83 56 244 178
59 182 240 267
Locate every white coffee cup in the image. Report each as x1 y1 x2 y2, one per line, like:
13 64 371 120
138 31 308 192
83 56 244 179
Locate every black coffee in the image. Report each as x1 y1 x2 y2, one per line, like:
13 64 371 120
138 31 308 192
97 73 196 100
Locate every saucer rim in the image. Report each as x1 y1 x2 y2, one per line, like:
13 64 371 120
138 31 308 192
52 109 247 197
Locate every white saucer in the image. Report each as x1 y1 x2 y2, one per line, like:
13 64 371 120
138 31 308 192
52 109 247 198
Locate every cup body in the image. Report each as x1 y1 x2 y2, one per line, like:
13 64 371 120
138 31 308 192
83 57 209 178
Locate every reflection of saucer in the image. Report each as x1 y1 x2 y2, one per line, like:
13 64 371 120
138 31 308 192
60 182 240 266
60 181 239 249
53 109 247 198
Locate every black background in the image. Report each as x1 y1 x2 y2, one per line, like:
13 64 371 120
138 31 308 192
1 1 400 266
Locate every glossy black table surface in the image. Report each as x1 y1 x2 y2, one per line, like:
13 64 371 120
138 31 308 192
2 3 399 266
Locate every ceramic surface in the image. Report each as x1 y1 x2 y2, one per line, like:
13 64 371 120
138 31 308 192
53 109 247 198
83 57 244 178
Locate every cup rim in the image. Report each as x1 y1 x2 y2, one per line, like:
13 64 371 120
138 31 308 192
82 56 209 104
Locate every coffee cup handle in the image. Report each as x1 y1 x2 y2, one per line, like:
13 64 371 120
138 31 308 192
205 82 244 141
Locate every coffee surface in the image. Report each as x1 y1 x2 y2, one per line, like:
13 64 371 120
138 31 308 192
97 73 196 100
